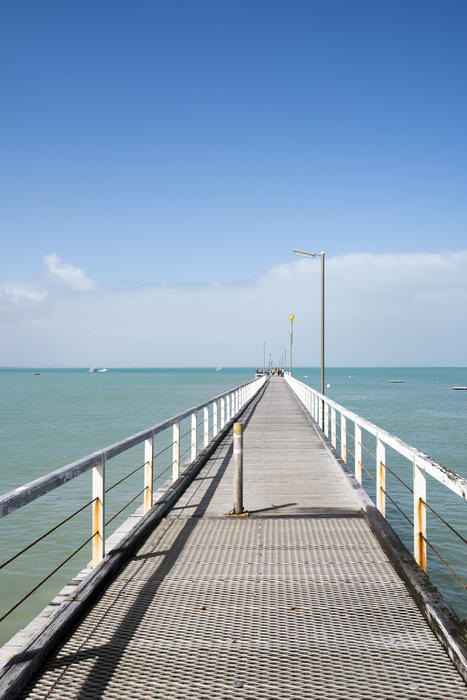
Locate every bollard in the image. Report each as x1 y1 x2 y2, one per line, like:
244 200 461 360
227 422 248 517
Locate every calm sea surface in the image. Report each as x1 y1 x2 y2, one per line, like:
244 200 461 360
0 367 466 646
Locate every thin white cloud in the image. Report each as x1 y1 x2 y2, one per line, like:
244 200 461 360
44 253 96 292
0 251 466 366
0 281 47 304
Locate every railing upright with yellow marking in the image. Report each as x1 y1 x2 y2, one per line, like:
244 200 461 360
285 373 467 588
0 374 267 626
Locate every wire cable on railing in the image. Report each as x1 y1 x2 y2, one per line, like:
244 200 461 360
344 444 373 484
380 486 414 527
360 441 377 461
179 444 193 460
0 532 96 624
105 461 148 494
421 499 467 546
0 498 96 572
381 462 414 494
197 416 206 428
420 534 467 590
154 440 176 459
180 426 194 440
360 461 377 484
105 488 146 527
335 422 356 445
152 460 175 483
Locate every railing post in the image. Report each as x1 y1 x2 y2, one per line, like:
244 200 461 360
324 403 329 437
341 415 347 463
221 397 225 428
355 423 362 484
213 401 218 437
227 394 231 421
191 412 197 461
203 406 209 447
414 458 427 572
319 398 324 430
92 456 105 568
144 435 154 513
331 407 336 448
173 422 180 481
376 437 386 516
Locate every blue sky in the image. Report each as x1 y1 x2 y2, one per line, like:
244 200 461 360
1 1 466 365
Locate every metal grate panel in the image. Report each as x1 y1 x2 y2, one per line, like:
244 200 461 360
21 518 467 699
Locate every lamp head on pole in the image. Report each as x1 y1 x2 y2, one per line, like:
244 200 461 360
290 314 295 323
293 249 324 259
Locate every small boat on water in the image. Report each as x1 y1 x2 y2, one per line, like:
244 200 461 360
216 366 222 372
390 379 405 383
452 386 467 390
98 368 108 373
89 368 96 373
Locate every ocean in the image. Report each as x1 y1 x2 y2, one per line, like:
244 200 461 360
0 367 466 647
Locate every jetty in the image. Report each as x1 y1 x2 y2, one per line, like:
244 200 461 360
0 375 466 698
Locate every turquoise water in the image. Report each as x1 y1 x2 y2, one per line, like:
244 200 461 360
0 367 466 647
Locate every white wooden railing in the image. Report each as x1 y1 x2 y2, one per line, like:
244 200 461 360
0 375 267 625
285 374 467 585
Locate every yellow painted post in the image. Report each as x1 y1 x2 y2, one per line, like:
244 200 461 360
376 437 386 517
414 459 427 571
220 397 225 428
144 435 154 513
173 422 180 481
92 456 105 567
331 407 336 448
341 415 347 463
203 406 209 447
191 412 197 461
355 423 362 484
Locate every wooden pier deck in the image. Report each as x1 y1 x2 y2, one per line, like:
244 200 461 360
15 378 467 698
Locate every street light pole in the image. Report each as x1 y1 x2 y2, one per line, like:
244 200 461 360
289 314 295 375
320 252 325 397
292 249 325 396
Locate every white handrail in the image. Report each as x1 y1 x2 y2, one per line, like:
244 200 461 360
285 373 466 574
0 376 267 519
0 375 268 569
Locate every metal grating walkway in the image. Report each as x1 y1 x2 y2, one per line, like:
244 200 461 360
19 379 467 698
